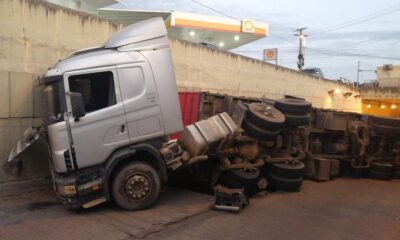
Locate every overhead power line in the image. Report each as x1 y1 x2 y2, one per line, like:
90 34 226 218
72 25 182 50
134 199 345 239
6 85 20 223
305 47 400 61
188 1 398 62
188 0 240 22
309 3 400 35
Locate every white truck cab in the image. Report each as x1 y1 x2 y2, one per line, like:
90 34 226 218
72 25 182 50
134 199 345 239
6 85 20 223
39 18 183 210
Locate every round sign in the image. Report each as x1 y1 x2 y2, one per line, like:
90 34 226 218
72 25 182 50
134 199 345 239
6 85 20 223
244 21 254 30
266 50 275 58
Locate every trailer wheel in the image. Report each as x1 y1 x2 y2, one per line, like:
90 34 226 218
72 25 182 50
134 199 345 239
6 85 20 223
247 103 285 131
112 162 160 211
269 173 303 191
219 168 260 189
270 160 305 179
274 99 312 115
242 116 280 141
369 170 392 180
330 159 341 177
393 162 400 179
228 168 260 184
285 114 311 127
370 161 393 173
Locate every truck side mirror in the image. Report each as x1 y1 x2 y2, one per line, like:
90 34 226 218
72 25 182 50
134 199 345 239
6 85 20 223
70 92 85 121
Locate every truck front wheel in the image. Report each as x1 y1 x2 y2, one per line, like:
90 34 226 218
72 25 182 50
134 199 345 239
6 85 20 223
112 162 161 210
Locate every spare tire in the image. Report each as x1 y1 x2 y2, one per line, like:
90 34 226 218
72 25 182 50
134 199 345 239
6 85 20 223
247 103 285 131
242 116 280 141
285 114 311 127
274 99 312 115
270 160 305 179
269 173 303 191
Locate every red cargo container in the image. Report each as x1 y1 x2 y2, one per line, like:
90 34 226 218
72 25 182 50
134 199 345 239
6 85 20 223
170 92 201 139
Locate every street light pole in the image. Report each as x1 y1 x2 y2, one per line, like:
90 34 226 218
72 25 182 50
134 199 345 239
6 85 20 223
295 28 308 71
357 61 360 88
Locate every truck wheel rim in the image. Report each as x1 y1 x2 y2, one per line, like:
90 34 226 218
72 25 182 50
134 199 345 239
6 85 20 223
125 174 150 200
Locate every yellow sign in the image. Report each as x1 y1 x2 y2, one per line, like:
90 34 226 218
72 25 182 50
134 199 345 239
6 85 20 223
242 19 255 33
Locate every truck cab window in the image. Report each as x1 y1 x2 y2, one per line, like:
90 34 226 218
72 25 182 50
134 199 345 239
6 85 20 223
68 71 116 113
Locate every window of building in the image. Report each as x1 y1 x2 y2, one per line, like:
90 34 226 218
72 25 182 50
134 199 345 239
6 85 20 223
68 71 116 113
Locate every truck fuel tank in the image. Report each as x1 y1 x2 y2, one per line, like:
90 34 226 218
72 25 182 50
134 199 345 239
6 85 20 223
178 112 239 157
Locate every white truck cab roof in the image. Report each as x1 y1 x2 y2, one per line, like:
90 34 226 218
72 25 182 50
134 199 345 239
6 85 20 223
46 17 169 76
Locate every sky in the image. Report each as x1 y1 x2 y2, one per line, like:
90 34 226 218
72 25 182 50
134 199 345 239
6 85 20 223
110 0 400 83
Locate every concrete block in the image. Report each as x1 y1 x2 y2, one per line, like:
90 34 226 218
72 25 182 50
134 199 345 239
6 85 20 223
0 72 10 118
10 72 34 117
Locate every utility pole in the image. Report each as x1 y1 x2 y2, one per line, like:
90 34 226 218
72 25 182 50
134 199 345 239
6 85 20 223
356 61 360 88
294 28 308 71
357 61 376 88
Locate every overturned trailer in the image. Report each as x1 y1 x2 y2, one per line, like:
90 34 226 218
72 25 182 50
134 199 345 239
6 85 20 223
166 92 400 209
7 18 400 211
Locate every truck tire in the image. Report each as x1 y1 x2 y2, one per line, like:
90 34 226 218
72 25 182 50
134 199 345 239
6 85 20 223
370 161 393 173
270 160 305 179
112 162 160 211
242 116 280 141
269 173 303 191
369 115 400 128
274 99 312 115
330 159 340 177
393 162 400 179
369 170 392 180
228 168 260 184
247 103 285 131
285 114 310 127
219 169 260 195
220 168 260 188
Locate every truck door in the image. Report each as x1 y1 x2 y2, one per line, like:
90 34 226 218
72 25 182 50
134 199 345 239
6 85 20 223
116 63 164 143
64 67 129 169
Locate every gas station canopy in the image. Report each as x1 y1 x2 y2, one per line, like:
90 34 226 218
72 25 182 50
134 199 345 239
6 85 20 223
99 8 269 50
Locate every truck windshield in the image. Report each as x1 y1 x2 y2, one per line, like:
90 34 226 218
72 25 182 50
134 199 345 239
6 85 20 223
42 76 66 123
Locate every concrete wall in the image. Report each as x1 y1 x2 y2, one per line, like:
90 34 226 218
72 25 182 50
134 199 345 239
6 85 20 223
171 39 361 112
0 0 121 182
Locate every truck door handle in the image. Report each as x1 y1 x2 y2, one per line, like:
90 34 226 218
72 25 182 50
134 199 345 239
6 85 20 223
120 124 125 133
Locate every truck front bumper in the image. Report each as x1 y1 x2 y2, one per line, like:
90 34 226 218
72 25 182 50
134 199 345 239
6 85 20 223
54 167 106 209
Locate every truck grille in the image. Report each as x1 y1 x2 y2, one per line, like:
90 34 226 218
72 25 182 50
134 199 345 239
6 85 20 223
64 150 73 171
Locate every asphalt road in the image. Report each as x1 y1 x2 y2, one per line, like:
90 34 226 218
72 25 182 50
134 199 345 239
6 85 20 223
0 178 399 240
